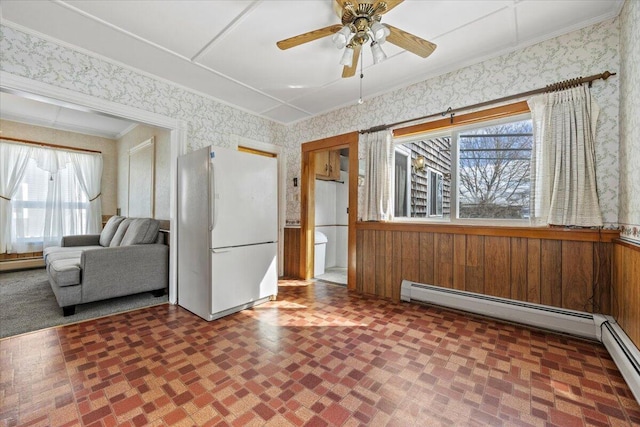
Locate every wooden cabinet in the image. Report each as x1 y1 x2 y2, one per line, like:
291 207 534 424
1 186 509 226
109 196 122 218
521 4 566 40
315 150 341 180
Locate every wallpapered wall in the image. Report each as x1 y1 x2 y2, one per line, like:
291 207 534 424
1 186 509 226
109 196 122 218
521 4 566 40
0 14 630 231
281 17 622 227
0 25 285 155
618 0 640 244
0 119 117 215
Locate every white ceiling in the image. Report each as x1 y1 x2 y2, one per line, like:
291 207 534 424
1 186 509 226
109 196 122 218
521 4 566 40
0 0 623 127
0 91 136 139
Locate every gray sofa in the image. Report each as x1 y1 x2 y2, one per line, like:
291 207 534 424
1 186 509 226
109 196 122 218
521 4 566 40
43 216 169 316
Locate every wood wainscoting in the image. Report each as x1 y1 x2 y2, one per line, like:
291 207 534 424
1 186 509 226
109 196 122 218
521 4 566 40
283 227 301 278
612 239 640 349
355 222 618 314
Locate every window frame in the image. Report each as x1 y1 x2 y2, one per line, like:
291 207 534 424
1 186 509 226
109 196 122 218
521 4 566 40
392 109 532 226
428 168 444 218
393 145 411 218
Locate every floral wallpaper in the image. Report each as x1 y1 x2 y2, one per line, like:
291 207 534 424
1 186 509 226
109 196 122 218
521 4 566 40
618 0 640 244
280 17 622 227
0 24 285 154
0 15 627 231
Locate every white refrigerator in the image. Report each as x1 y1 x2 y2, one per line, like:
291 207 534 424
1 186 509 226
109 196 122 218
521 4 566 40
177 145 278 321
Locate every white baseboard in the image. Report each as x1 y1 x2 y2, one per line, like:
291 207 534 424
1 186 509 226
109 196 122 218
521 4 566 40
401 280 640 404
601 318 640 403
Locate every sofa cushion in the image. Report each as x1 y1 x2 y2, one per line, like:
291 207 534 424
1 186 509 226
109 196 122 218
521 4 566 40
44 246 100 265
49 258 81 287
109 218 133 247
100 215 125 247
120 218 160 246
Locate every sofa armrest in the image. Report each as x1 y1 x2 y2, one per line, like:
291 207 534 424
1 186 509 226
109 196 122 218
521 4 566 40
61 234 101 247
80 244 169 303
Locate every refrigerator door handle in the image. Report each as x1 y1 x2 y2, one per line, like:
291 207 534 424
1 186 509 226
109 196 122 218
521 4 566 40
211 248 231 253
209 163 216 231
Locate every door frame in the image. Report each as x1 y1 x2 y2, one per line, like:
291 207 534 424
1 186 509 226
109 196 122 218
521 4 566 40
301 132 359 289
1 71 189 304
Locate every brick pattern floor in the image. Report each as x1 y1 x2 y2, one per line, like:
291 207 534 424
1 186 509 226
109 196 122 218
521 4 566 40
1 279 639 426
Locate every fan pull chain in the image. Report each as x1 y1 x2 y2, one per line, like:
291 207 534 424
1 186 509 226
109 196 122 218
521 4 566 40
358 48 364 105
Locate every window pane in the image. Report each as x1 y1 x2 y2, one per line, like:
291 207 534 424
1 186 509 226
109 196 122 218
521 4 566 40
395 137 451 218
394 150 409 217
458 119 532 219
429 171 443 217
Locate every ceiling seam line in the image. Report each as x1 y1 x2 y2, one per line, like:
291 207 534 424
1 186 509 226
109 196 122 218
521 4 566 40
51 0 303 112
0 23 292 125
190 0 264 62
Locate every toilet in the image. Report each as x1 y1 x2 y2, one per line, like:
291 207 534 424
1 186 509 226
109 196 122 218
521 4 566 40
314 231 328 277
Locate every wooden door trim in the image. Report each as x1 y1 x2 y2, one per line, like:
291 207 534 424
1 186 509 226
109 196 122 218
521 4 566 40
300 132 359 290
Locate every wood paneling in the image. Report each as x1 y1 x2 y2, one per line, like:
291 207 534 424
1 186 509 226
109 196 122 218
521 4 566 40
465 235 484 294
562 241 593 312
392 232 403 300
540 240 562 307
595 242 612 314
355 223 616 314
401 232 420 284
511 237 527 301
453 234 466 290
612 240 640 349
356 221 619 242
526 239 541 304
435 233 453 288
283 227 301 278
484 236 510 298
419 233 434 285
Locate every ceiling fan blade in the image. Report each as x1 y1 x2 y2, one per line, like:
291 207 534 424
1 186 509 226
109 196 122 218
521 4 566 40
342 43 362 78
277 24 343 50
385 24 437 58
376 0 403 14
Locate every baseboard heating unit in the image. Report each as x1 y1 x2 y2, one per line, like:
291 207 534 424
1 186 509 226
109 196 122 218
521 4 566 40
400 280 640 403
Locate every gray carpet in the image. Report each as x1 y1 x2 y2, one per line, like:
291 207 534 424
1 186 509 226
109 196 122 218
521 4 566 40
0 268 168 338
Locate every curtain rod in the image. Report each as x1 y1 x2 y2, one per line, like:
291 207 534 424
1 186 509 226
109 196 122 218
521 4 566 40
0 136 102 154
360 70 617 135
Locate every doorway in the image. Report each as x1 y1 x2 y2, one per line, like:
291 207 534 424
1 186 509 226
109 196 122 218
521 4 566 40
314 148 349 285
300 132 358 289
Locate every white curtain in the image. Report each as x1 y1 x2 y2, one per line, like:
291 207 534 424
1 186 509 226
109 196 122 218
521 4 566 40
3 142 102 252
527 85 603 227
69 152 103 234
362 130 394 221
0 141 33 254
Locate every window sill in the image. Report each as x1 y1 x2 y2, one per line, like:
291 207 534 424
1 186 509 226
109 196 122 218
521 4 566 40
355 221 619 242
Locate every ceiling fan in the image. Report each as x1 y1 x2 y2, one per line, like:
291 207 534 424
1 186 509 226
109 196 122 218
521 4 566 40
276 0 437 78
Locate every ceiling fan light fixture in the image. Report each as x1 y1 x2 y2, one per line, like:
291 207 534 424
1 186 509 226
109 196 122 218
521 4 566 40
340 45 355 67
332 25 353 49
370 21 390 43
371 41 387 64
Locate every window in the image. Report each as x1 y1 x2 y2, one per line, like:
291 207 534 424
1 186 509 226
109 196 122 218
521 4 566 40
11 157 90 252
392 135 451 219
393 114 532 222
